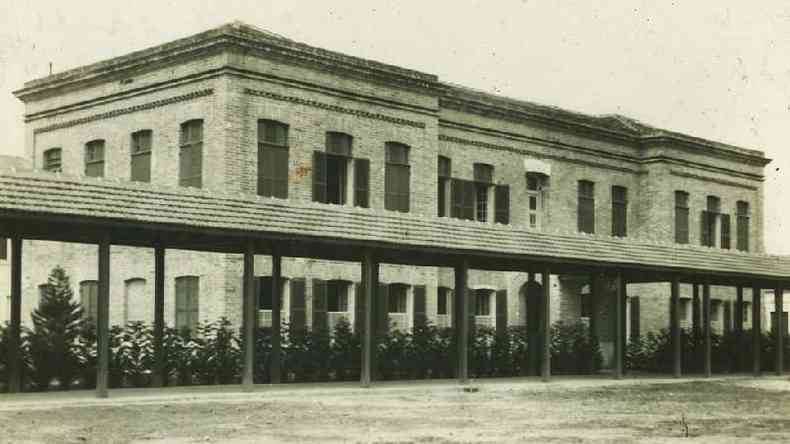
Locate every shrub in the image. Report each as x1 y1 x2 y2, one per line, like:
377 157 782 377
550 321 602 374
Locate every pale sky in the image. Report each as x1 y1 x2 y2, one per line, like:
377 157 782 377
1 1 788 253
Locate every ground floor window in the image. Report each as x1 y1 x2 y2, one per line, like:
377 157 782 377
437 287 451 315
388 284 408 313
327 280 349 312
474 289 492 316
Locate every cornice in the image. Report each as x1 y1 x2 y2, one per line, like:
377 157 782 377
644 156 763 182
32 89 214 135
244 88 426 129
640 135 770 167
670 170 759 191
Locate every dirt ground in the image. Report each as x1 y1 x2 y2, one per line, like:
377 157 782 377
1 375 789 443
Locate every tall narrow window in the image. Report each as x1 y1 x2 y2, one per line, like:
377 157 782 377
327 280 349 312
179 120 203 188
438 156 451 217
388 284 408 313
80 280 99 323
314 132 352 204
721 213 731 249
437 287 450 315
354 158 370 208
257 120 289 198
526 173 545 229
43 148 62 172
175 276 200 333
474 289 492 316
84 140 105 178
675 191 690 244
701 196 719 247
451 178 476 220
124 278 147 323
130 130 152 182
385 142 410 212
578 180 595 234
737 201 750 252
473 163 493 222
611 185 628 237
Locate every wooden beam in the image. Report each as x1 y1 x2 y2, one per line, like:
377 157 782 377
541 268 552 382
775 286 784 376
752 285 762 377
360 251 378 387
152 245 165 387
270 249 282 384
671 276 682 378
242 243 256 390
455 259 469 384
702 283 712 377
96 237 110 398
8 236 22 393
613 271 624 379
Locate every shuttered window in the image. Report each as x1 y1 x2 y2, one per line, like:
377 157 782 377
388 284 408 313
312 279 328 331
385 142 410 212
494 185 510 224
437 287 450 315
451 179 476 220
314 132 353 205
327 280 349 312
438 156 451 217
611 185 627 237
84 140 105 178
474 289 491 316
737 201 750 251
578 180 595 234
130 130 152 182
80 280 99 323
257 276 285 310
701 196 719 247
354 158 370 208
257 120 289 198
473 164 493 222
289 278 307 332
675 191 690 244
413 285 427 327
179 120 203 188
43 148 62 172
175 276 199 333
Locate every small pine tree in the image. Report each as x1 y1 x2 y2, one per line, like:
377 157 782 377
29 266 85 389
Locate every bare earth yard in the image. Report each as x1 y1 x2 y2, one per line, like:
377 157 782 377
1 376 789 443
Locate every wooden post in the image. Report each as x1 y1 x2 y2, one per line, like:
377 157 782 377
613 271 624 379
360 252 378 387
702 283 712 377
692 284 701 338
670 277 682 378
588 273 598 374
752 285 762 377
541 268 551 382
8 236 22 393
775 286 784 376
152 245 165 387
620 274 628 374
96 237 111 398
270 249 282 384
242 243 256 390
735 286 744 335
455 260 469 384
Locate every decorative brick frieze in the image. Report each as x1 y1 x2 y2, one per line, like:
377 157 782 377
32 89 215 135
243 88 426 129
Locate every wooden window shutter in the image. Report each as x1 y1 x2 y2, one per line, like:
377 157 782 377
354 158 370 208
496 290 508 336
700 211 711 246
737 215 750 252
289 278 307 332
312 151 327 203
721 214 731 249
377 284 389 336
179 145 192 187
494 185 510 224
273 147 289 198
462 180 476 220
451 179 463 218
189 144 203 188
413 285 427 328
630 296 640 338
312 279 328 332
354 282 365 334
257 145 272 197
189 277 199 332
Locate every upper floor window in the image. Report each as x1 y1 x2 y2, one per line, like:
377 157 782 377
611 186 628 237
438 156 451 217
80 280 99 323
388 284 408 313
179 120 203 188
675 191 690 244
577 180 595 234
175 276 200 333
701 195 720 247
314 132 353 205
526 173 546 229
737 201 750 252
84 140 105 178
385 142 410 212
130 130 152 182
473 163 493 222
258 120 289 198
43 148 62 172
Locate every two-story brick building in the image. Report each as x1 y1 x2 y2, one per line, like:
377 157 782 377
1 22 784 380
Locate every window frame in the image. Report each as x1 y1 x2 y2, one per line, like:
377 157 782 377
80 280 99 324
257 120 290 198
175 275 200 333
385 142 411 213
577 180 595 234
387 283 408 314
84 139 106 178
130 130 153 182
675 191 690 244
737 201 750 252
43 148 62 172
611 185 628 237
179 120 204 188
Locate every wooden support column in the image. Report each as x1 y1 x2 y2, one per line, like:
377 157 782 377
360 252 378 387
613 271 624 379
96 237 111 398
588 273 599 374
752 285 762 377
692 284 701 337
8 236 22 393
541 268 551 382
735 286 744 335
152 245 165 387
242 243 256 390
670 276 682 378
775 286 784 376
270 249 282 384
702 283 712 377
455 260 469 384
